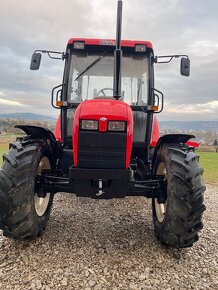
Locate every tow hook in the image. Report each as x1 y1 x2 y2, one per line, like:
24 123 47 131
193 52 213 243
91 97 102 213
96 179 104 196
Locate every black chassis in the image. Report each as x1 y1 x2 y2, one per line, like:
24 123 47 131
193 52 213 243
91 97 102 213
36 166 167 199
16 126 194 200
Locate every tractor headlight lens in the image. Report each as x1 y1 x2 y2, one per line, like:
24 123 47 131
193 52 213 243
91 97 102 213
73 41 85 50
135 44 147 52
108 121 126 132
81 120 98 130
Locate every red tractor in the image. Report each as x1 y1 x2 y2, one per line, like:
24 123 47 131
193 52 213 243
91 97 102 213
0 1 205 247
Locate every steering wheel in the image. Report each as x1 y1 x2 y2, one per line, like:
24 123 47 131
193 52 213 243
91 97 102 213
97 88 113 97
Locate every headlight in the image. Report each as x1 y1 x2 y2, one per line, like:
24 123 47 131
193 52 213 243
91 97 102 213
73 41 85 49
81 120 98 130
108 121 126 132
135 44 147 52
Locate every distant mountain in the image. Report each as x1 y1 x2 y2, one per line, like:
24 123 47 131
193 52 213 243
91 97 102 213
159 121 218 132
0 113 56 121
0 113 217 132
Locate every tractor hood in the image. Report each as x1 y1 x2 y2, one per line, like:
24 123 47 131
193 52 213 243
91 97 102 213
73 99 133 168
78 99 130 122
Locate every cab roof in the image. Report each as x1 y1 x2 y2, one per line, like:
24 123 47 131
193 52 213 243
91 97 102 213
68 38 153 50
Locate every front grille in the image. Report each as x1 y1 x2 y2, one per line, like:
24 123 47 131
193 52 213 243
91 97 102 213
78 131 126 169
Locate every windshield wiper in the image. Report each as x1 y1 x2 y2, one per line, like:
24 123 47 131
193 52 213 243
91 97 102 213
136 79 142 104
74 52 106 81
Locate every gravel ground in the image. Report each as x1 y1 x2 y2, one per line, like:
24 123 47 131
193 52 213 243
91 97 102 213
0 184 217 290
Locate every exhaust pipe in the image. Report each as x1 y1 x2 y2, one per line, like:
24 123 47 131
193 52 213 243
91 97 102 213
113 0 123 100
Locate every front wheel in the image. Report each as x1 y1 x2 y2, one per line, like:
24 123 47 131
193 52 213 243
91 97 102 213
0 137 55 240
152 144 206 248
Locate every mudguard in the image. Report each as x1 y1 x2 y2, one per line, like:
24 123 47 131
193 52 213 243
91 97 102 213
15 125 61 158
152 133 195 167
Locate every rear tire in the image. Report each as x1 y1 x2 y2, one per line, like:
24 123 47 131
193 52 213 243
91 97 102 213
152 144 206 248
0 137 54 240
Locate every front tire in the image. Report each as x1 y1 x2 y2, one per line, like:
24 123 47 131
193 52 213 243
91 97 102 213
152 144 206 248
0 137 54 240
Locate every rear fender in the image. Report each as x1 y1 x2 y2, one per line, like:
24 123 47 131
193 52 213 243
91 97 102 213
150 115 160 147
15 125 62 159
54 115 62 142
152 133 195 167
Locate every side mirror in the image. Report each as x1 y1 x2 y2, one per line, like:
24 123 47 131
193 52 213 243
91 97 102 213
30 52 41 70
180 57 190 77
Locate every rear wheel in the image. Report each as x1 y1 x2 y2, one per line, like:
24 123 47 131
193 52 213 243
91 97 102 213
152 144 206 248
0 137 54 240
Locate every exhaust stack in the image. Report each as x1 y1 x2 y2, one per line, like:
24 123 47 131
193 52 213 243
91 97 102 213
113 0 123 99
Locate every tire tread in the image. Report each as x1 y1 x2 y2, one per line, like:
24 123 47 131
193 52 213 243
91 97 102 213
0 137 54 240
152 143 206 248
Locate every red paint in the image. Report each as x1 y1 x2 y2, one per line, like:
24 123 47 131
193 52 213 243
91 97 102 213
99 119 107 132
72 105 81 166
150 116 160 147
79 99 129 121
68 38 153 49
54 116 62 142
149 118 199 148
126 105 133 168
73 99 133 169
186 141 199 147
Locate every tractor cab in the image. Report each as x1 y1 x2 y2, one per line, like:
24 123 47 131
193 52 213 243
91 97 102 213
66 39 150 105
61 38 154 150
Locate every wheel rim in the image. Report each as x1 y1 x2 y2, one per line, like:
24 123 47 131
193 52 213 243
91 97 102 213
34 156 51 217
155 162 167 223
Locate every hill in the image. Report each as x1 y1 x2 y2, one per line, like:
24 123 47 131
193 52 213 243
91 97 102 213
0 113 217 132
159 121 218 132
0 113 56 121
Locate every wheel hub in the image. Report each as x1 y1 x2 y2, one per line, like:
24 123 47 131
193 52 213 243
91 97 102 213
34 156 51 217
155 162 167 223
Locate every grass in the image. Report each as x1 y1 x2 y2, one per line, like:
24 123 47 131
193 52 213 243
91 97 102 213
198 151 218 185
0 136 218 184
0 143 9 166
0 134 16 166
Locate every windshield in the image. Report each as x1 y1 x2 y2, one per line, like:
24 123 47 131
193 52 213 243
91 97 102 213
67 52 148 106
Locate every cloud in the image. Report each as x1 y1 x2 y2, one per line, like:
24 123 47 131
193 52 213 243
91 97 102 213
0 98 26 107
189 40 218 57
0 0 217 121
160 100 218 121
0 90 28 106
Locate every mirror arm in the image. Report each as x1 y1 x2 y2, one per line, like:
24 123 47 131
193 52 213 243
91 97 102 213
34 50 66 60
154 54 189 64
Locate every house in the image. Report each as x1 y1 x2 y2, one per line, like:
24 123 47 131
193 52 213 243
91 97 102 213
0 126 6 135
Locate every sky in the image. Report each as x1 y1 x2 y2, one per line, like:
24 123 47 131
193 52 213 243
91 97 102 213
0 0 217 121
